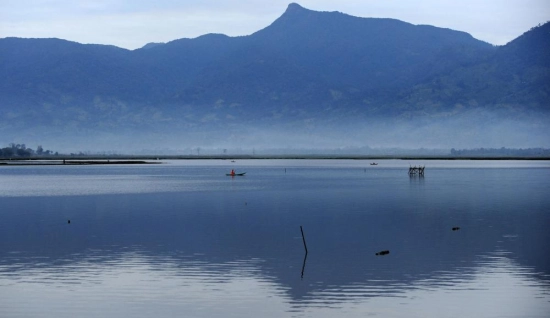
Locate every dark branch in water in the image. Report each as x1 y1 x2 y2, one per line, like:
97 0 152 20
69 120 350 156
300 226 308 255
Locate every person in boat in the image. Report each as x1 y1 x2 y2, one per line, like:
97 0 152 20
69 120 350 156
230 169 235 176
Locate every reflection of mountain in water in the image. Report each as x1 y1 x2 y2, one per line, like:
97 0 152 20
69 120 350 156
2 183 549 305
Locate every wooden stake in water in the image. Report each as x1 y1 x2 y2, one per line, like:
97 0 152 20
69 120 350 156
300 225 308 254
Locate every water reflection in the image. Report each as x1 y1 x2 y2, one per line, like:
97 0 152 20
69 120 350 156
301 253 308 280
1 161 549 317
2 248 549 318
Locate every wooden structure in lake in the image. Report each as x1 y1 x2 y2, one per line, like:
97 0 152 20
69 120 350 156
409 165 425 175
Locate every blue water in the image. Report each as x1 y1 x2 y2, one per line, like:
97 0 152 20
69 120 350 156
1 160 549 317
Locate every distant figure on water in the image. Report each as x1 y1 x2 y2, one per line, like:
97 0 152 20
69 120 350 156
68 219 70 224
452 227 460 231
376 250 390 256
226 170 245 176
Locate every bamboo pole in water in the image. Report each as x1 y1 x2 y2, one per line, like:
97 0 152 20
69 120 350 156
300 225 308 254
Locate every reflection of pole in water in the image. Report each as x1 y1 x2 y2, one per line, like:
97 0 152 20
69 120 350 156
301 251 308 279
300 225 309 279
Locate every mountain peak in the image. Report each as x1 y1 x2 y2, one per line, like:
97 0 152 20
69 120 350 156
283 3 310 16
256 3 316 35
286 3 305 11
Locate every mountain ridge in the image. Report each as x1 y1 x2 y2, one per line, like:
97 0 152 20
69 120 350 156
0 3 548 151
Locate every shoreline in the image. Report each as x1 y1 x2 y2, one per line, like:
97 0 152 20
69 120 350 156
0 160 157 166
1 155 550 165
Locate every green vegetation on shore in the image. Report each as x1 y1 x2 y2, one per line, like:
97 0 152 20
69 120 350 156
0 143 56 158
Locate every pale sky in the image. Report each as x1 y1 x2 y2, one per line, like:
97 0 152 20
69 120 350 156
1 0 549 50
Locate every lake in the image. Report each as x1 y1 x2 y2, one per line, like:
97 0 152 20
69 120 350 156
1 159 549 317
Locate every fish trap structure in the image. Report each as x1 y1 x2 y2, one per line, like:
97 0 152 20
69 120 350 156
408 165 425 175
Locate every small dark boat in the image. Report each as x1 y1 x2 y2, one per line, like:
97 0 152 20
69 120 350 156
226 172 246 176
370 163 378 165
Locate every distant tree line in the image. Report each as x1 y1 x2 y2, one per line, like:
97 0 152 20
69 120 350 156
450 147 550 157
0 143 57 157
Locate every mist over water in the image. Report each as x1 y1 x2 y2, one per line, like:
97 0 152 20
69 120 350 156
4 108 548 153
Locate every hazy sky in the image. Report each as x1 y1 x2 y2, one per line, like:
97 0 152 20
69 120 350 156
1 0 549 50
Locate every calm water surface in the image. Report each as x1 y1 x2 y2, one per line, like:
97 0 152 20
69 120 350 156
1 159 549 317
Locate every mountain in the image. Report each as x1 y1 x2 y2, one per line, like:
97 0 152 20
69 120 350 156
0 3 549 152
399 22 550 113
